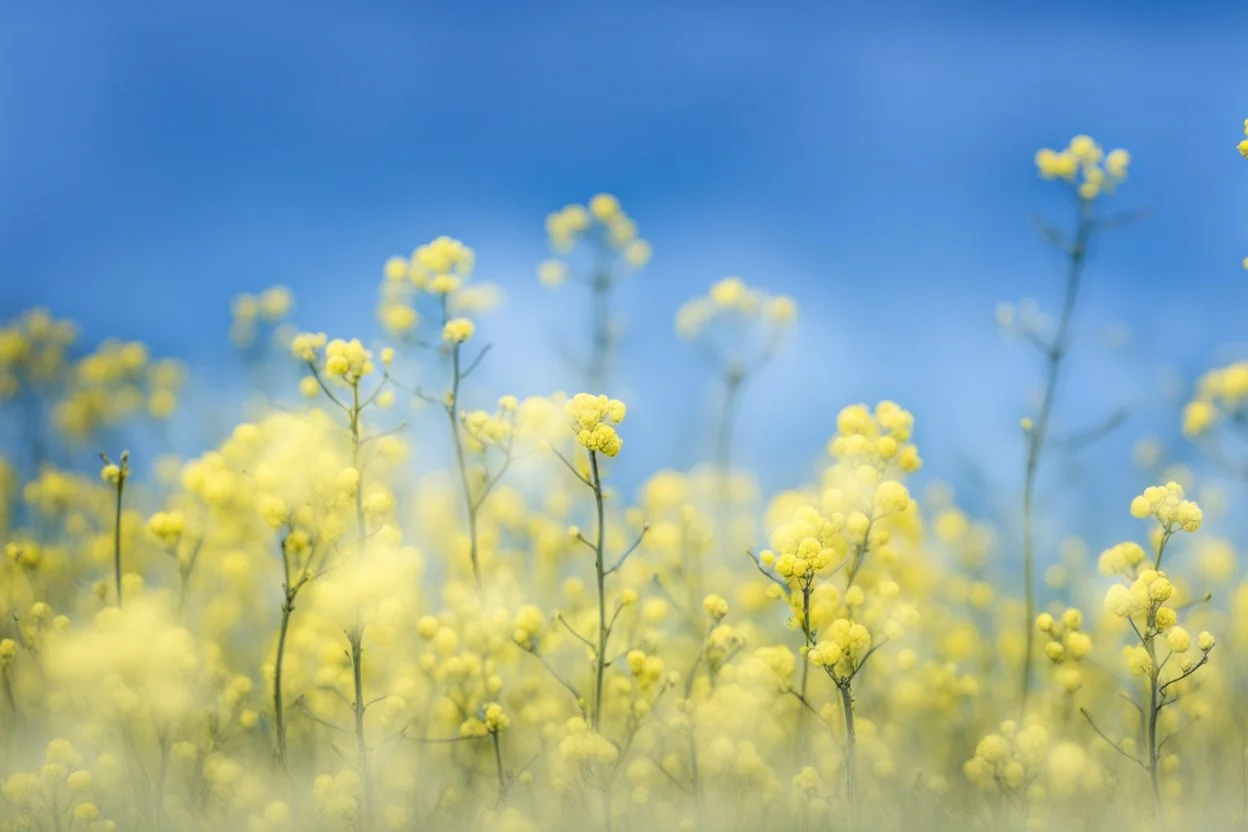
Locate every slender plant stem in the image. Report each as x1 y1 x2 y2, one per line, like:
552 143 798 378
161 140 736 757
839 682 859 832
587 268 612 391
590 451 608 731
109 456 128 608
715 370 743 503
714 370 744 578
447 343 483 593
1020 199 1092 712
492 732 506 808
350 382 367 556
274 597 294 770
350 629 373 832
795 583 813 766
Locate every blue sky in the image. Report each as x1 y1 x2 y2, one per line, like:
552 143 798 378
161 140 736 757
4 1 1248 551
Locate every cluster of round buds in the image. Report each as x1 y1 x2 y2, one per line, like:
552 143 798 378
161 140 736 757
1036 608 1092 691
146 510 186 546
323 338 373 382
384 235 475 290
512 605 545 648
768 535 839 584
674 276 797 342
1182 362 1248 436
378 236 493 337
460 702 511 737
2 740 113 830
1104 568 1174 619
442 317 475 345
290 332 327 362
807 618 872 679
52 341 182 437
564 393 626 457
828 402 922 474
1130 482 1202 532
626 649 666 691
558 716 619 765
542 194 651 265
964 721 1050 794
460 400 516 452
702 593 729 621
229 286 293 348
1097 541 1148 577
0 308 78 397
1035 134 1130 200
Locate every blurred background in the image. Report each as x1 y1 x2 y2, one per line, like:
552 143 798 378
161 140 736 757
3 0 1248 553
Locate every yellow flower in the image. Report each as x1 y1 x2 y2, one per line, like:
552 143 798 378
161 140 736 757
442 318 475 344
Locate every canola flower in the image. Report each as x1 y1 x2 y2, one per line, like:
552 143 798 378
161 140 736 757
0 129 1246 832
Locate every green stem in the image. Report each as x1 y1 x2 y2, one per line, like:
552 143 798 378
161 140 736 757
588 270 612 391
1144 604 1162 823
351 382 367 557
447 344 483 593
795 583 813 767
839 682 859 832
590 451 608 731
112 470 127 608
492 731 506 808
1020 199 1091 713
273 597 294 770
350 630 373 832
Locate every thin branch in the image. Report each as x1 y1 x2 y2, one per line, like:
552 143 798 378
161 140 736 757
605 526 649 575
743 549 791 595
515 642 584 708
460 344 493 380
1080 708 1147 771
405 734 480 745
1093 209 1150 232
306 362 349 413
550 446 593 488
784 689 835 736
556 614 597 652
1051 407 1130 453
644 754 690 794
1158 717 1200 752
1160 649 1213 696
1029 215 1072 252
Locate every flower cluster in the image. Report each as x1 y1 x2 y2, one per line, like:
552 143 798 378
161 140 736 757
1182 362 1248 437
564 392 627 457
541 194 651 268
675 276 797 342
229 285 293 349
1035 134 1130 199
2 133 1247 832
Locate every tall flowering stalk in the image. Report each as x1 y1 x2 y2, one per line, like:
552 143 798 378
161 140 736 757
1085 482 1214 821
554 393 645 729
539 195 652 390
1010 134 1135 710
676 276 796 560
379 235 515 594
748 402 920 830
